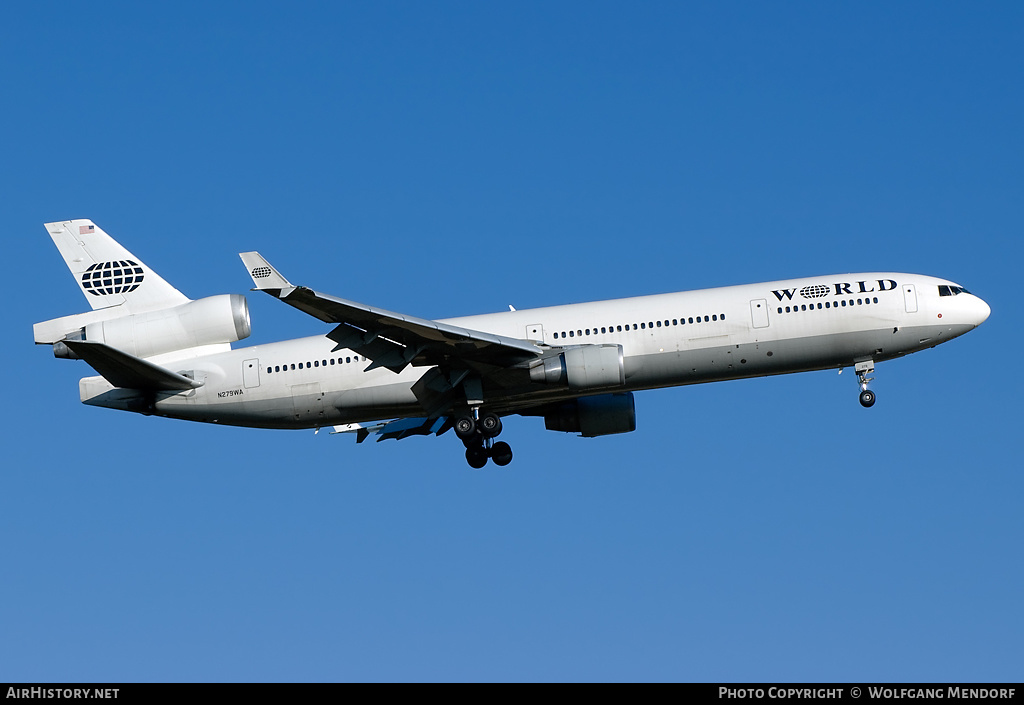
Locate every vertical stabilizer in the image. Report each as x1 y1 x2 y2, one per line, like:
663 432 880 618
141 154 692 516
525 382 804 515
44 219 190 313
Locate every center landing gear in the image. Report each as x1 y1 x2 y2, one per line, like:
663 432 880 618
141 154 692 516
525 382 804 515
855 360 876 408
455 412 513 468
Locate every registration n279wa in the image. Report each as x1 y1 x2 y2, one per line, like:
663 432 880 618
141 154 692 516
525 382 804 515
34 220 990 468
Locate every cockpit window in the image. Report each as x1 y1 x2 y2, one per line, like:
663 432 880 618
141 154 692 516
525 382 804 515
939 285 971 297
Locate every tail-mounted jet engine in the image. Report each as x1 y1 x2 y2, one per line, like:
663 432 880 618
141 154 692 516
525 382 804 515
529 344 625 389
53 294 251 359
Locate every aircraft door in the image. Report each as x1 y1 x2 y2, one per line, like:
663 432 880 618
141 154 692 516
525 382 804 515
903 284 918 313
526 324 545 342
242 358 261 388
750 299 770 329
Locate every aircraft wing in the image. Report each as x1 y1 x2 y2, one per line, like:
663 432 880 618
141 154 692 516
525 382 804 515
331 417 450 443
239 252 543 374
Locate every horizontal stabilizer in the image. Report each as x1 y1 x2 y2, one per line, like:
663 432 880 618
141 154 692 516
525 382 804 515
64 340 204 392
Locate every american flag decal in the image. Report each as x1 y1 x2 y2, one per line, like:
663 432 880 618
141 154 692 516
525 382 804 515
79 225 95 235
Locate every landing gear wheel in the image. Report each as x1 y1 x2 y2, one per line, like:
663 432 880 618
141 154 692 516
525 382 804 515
490 441 513 467
859 389 876 408
479 413 502 438
454 416 477 441
465 445 489 469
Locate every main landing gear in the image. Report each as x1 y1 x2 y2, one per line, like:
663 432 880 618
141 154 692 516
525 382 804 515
454 411 513 469
855 360 876 408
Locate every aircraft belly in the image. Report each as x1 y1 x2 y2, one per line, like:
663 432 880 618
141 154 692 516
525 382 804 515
328 382 421 424
620 325 947 390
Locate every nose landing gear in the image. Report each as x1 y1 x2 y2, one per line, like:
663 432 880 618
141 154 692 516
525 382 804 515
859 389 876 408
855 360 876 408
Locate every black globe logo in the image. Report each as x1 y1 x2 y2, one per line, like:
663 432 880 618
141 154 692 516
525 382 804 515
81 260 145 296
800 284 830 299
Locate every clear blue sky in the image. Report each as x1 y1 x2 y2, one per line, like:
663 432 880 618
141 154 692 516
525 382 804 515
2 2 1021 682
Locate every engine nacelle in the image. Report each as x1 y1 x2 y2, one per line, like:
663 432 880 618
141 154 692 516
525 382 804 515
544 392 636 437
56 294 250 359
530 344 625 389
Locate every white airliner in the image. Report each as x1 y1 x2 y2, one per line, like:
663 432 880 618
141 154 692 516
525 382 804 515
35 219 990 468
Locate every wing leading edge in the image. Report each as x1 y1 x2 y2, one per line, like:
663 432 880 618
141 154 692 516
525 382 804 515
239 252 543 374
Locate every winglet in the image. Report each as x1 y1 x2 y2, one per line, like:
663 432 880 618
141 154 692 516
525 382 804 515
239 252 293 293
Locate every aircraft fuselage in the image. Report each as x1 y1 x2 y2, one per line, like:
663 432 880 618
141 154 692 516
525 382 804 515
79 272 990 429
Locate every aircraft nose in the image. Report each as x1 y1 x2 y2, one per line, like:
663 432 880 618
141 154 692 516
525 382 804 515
970 295 991 327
